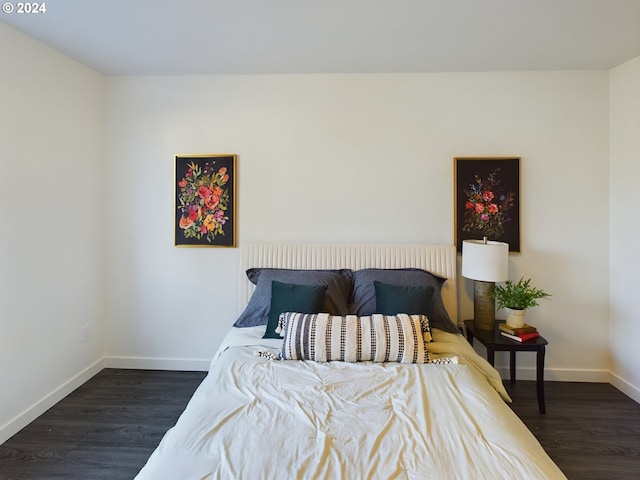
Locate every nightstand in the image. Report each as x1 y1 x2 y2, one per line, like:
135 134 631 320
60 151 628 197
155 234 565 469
464 319 548 414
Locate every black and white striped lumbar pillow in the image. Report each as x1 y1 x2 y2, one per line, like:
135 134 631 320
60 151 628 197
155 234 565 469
279 312 430 364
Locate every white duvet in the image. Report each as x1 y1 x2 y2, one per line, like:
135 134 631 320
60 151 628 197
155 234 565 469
136 327 566 479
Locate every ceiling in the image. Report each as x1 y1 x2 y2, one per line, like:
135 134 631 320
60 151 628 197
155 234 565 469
3 0 640 75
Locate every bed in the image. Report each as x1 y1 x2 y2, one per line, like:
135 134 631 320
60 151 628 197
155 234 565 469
136 243 566 479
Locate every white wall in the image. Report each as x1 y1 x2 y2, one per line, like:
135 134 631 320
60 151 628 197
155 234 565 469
609 56 640 401
0 24 106 443
0 24 640 442
104 72 611 381
3 24 635 444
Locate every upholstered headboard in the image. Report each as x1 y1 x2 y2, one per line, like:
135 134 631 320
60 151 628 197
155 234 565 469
239 243 458 325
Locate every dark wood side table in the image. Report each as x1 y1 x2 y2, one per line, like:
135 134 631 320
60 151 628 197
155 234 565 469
464 319 548 414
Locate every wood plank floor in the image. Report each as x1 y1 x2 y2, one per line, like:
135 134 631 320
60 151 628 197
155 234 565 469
1 369 639 479
504 380 640 480
0 369 206 480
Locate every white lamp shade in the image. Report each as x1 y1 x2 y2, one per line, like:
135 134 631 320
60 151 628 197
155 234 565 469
462 239 509 282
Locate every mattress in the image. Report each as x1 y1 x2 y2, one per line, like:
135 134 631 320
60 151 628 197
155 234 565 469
135 326 566 479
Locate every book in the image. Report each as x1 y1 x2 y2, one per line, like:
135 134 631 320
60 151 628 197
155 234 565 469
499 323 537 336
501 331 540 343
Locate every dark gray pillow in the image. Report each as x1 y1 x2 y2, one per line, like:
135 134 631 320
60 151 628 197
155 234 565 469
233 268 353 328
350 268 458 334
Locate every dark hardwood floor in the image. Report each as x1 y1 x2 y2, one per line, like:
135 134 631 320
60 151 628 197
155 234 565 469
0 369 206 480
504 380 640 480
1 370 638 479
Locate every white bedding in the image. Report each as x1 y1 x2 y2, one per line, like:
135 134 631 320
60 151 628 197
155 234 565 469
136 327 566 479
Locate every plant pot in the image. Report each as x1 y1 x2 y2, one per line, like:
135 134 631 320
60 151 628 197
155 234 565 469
505 307 526 328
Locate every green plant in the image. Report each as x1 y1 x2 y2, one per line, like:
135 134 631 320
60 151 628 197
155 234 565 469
492 277 551 310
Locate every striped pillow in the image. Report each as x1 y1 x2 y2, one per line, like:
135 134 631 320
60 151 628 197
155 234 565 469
280 312 430 364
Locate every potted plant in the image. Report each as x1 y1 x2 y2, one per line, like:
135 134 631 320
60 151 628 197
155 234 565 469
492 277 551 327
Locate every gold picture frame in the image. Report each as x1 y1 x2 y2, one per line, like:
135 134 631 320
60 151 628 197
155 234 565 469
174 154 237 247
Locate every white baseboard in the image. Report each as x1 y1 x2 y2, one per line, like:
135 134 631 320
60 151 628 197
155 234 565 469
103 356 210 371
0 356 209 445
495 366 610 383
497 367 639 403
609 371 640 403
3 358 636 447
0 358 104 445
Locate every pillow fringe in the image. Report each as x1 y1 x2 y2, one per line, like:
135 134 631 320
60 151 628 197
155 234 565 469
254 349 458 365
275 312 286 336
255 350 283 361
429 356 458 364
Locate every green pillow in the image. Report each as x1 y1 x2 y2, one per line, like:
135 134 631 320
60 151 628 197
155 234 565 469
263 281 328 339
374 281 435 320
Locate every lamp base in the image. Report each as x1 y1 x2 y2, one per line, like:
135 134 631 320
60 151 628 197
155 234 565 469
473 280 496 330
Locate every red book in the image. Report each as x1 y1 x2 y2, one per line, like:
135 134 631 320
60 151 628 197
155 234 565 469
499 323 537 336
500 331 540 342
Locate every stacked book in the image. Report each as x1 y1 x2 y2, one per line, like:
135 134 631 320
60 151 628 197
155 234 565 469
499 323 540 342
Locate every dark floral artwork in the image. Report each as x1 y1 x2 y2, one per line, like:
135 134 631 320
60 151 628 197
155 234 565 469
175 154 236 247
462 169 515 237
455 158 520 252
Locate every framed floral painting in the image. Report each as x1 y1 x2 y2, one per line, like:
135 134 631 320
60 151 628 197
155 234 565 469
175 154 237 247
454 157 520 252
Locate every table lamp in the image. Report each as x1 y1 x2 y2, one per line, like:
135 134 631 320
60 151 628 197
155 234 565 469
462 238 509 330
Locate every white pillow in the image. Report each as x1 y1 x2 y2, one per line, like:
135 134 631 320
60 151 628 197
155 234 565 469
279 312 430 364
